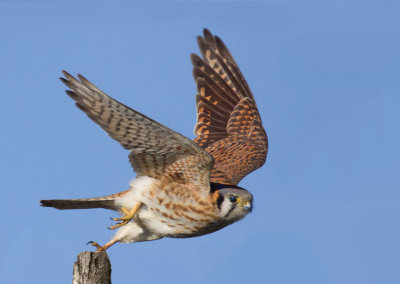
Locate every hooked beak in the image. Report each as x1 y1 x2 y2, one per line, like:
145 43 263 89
242 201 252 213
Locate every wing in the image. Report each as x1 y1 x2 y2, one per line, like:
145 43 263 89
192 29 268 185
61 71 214 192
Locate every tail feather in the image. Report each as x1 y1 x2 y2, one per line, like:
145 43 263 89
40 190 129 210
40 198 117 210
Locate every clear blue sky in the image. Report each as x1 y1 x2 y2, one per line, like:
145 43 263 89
1 1 399 284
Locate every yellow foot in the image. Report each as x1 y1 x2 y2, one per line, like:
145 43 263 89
109 203 141 230
87 240 117 252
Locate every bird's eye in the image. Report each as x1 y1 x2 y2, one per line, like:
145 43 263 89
229 196 238 203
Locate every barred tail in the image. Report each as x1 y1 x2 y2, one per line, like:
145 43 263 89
40 190 129 210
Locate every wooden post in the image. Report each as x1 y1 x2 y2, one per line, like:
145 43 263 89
72 251 111 284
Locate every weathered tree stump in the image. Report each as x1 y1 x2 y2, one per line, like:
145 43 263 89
72 251 111 284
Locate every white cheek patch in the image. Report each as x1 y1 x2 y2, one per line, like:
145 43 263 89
218 199 250 223
219 199 233 217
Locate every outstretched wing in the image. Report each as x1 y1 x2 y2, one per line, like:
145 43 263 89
192 29 268 185
61 71 214 192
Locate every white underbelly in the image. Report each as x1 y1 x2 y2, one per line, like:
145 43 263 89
136 205 180 236
115 176 184 236
115 176 211 238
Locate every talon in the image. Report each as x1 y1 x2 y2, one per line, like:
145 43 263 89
112 216 126 222
87 241 103 251
109 203 141 230
110 220 129 230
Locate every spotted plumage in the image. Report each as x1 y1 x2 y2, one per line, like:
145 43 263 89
192 29 268 185
40 29 268 251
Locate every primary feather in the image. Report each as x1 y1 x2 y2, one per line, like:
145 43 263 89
192 29 268 185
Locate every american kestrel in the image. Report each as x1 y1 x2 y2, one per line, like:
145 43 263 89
41 29 268 251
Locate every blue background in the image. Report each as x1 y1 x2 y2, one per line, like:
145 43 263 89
1 1 399 283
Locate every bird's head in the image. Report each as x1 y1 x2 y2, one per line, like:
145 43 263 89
211 183 253 223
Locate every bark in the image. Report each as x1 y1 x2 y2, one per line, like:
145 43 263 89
72 251 111 284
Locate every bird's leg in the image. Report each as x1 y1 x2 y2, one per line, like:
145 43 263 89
87 240 118 252
110 202 141 230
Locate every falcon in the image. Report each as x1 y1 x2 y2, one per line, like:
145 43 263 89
41 29 268 251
